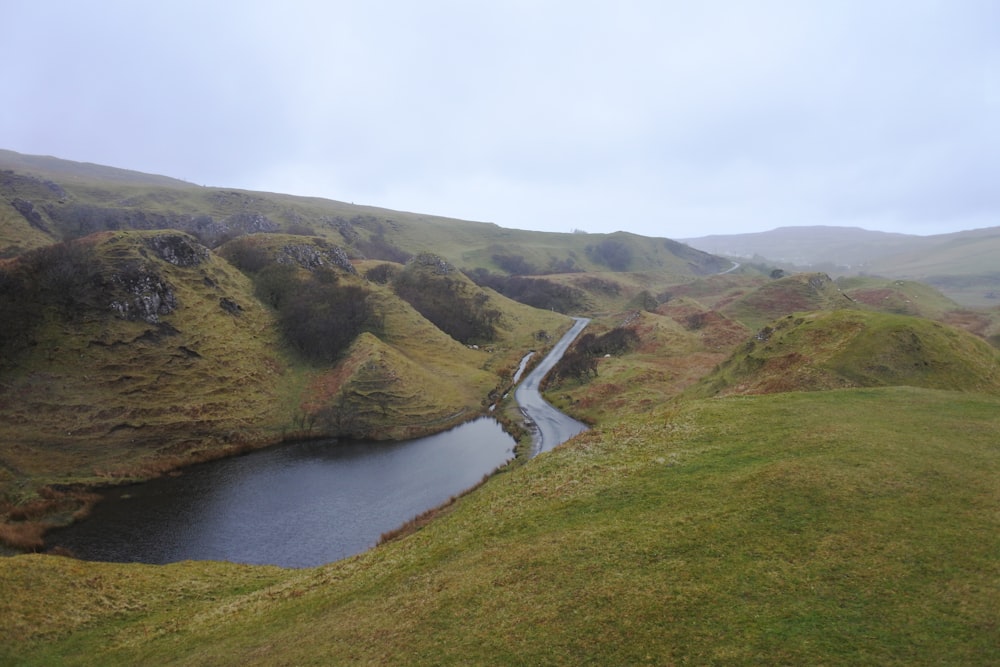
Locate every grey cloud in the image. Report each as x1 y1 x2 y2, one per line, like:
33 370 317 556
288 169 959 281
2 1 996 237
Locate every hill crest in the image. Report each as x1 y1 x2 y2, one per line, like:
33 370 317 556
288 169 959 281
691 310 1000 398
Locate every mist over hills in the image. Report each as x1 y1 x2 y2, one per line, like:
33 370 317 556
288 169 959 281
683 224 1000 307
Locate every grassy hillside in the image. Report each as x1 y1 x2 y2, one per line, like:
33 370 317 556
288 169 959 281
721 272 858 331
532 274 1000 429
690 310 1000 398
0 149 727 277
1 150 998 663
2 387 997 665
0 231 569 549
868 229 1000 308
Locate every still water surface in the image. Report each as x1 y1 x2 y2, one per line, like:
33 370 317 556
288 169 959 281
48 417 514 568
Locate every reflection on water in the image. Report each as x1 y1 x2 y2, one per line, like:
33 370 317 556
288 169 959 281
48 417 514 568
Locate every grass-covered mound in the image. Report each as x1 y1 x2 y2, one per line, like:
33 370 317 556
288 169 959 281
692 310 1000 398
0 232 570 550
838 276 964 320
722 272 857 331
0 231 291 466
838 275 1000 346
1 387 997 665
300 332 482 439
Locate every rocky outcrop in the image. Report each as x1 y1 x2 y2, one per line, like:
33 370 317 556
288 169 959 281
109 263 177 324
413 252 454 275
278 242 357 274
9 198 51 233
143 233 209 267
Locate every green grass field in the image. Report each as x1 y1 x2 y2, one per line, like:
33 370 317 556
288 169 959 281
1 387 997 665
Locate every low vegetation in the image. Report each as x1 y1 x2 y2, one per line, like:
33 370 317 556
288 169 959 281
0 230 569 548
691 310 1000 398
1 151 998 664
2 387 997 665
393 254 503 345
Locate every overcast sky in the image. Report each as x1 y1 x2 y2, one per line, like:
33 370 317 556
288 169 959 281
3 1 997 238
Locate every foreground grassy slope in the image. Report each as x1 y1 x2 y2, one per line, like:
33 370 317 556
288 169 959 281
2 387 997 665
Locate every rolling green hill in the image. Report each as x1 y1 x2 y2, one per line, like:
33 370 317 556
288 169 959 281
1 150 998 664
721 272 858 331
2 387 997 665
0 229 569 549
690 310 1000 398
681 224 924 267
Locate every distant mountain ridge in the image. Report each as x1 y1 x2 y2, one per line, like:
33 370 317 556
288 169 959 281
682 225 1000 307
681 225 923 267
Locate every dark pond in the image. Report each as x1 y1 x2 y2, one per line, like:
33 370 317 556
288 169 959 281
47 417 515 568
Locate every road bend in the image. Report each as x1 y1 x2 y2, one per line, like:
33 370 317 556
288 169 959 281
514 317 590 456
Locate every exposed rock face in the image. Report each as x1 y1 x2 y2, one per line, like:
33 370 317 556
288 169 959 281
277 243 357 274
219 297 243 316
143 233 209 267
809 274 833 289
225 212 279 235
414 252 453 275
9 197 50 233
109 264 177 324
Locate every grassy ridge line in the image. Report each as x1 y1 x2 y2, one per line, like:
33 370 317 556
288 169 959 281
1 150 727 276
1 387 997 665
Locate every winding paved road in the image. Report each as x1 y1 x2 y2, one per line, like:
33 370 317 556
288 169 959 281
514 317 591 456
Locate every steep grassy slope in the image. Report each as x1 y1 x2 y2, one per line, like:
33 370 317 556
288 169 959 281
0 230 291 460
690 310 1000 398
0 231 570 549
2 388 997 665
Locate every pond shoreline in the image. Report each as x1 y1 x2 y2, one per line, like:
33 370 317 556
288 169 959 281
17 320 586 560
